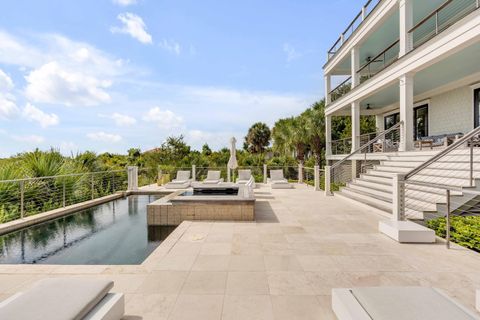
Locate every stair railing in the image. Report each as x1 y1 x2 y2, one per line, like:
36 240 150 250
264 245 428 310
397 125 480 221
325 121 403 195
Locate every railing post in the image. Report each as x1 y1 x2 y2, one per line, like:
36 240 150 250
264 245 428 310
263 164 268 184
470 139 474 187
192 165 196 182
112 172 116 192
361 6 367 20
325 166 332 196
91 174 95 200
227 167 231 183
20 180 24 219
392 173 406 221
298 163 303 183
62 180 66 207
127 166 138 191
314 165 320 191
446 189 451 249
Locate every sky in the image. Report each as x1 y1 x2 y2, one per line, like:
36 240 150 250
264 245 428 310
0 0 364 156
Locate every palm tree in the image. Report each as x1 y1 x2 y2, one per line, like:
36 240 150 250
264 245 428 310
245 122 271 154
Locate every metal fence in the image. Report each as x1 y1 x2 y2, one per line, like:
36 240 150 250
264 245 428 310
0 170 128 223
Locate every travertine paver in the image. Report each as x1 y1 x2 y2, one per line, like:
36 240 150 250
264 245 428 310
1 184 480 319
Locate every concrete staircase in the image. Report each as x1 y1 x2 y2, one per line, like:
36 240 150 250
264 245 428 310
337 149 480 219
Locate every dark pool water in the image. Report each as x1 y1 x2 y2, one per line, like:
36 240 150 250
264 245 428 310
0 195 175 265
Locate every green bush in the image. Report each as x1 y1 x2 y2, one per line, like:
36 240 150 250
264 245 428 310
427 216 480 252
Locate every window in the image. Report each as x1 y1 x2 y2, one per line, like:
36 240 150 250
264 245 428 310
384 112 400 130
414 104 428 140
475 88 480 128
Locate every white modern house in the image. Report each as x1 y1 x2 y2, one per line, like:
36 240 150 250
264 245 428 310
323 0 480 224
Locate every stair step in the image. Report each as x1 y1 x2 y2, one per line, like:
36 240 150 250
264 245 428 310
347 183 392 199
360 174 393 184
374 166 412 173
337 188 392 213
354 179 392 190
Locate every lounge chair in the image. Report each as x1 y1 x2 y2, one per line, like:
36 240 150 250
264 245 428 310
164 170 192 189
332 287 480 320
268 169 293 189
236 169 256 188
0 278 124 320
202 170 224 184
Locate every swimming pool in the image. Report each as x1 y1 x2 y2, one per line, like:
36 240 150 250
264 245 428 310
0 195 175 265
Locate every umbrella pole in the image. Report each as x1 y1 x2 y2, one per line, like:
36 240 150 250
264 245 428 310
227 167 231 182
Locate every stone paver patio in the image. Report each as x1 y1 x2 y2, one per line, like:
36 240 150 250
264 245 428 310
1 184 479 319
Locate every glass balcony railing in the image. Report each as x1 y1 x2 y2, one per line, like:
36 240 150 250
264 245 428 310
358 39 400 84
329 77 352 103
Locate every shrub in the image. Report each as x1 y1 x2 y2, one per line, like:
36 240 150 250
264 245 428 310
427 216 480 252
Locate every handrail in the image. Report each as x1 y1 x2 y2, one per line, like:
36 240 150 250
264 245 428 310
404 125 480 180
329 76 352 95
331 131 378 144
0 169 127 184
409 0 454 34
357 39 400 74
331 121 403 170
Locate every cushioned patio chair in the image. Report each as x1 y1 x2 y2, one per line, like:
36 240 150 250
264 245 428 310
236 169 256 188
268 169 293 189
0 278 124 320
164 170 192 189
332 287 480 320
202 170 224 184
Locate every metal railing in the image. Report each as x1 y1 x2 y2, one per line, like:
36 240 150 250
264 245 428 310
0 170 128 223
409 0 479 49
326 122 402 194
329 77 352 102
327 0 382 60
357 39 400 83
331 131 380 155
399 126 480 221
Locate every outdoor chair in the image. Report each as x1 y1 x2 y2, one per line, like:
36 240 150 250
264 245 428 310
236 169 256 188
414 132 463 150
332 286 480 320
268 169 293 189
164 170 192 189
373 139 399 153
0 278 124 320
202 170 224 184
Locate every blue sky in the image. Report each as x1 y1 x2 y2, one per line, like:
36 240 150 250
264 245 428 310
0 0 364 156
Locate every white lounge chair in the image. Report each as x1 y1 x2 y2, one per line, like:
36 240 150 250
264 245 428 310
332 287 480 320
202 170 224 184
268 169 293 189
164 170 192 189
0 278 124 320
236 169 256 188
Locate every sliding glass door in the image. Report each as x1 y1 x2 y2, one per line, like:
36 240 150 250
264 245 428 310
414 104 428 140
475 88 480 128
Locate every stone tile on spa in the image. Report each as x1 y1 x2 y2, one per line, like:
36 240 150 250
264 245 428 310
267 272 315 296
229 255 265 271
136 271 188 294
222 295 274 320
168 242 202 256
125 293 176 318
169 294 224 320
191 255 231 271
199 243 232 255
271 295 324 320
226 271 269 295
154 254 197 271
181 271 227 294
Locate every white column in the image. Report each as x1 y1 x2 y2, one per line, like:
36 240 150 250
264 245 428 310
314 165 320 191
325 115 332 156
399 74 414 151
375 114 384 132
324 74 332 104
351 101 360 152
127 166 138 191
392 173 406 221
325 165 332 196
351 47 360 88
399 0 413 56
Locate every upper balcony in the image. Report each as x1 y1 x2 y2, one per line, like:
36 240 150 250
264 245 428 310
325 0 480 107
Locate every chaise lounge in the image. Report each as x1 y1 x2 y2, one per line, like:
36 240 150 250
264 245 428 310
236 169 256 188
202 170 224 184
268 169 293 189
164 170 192 189
332 286 480 320
0 278 124 320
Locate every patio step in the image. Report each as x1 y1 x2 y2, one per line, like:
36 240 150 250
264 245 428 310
360 174 393 184
347 183 392 199
338 187 392 213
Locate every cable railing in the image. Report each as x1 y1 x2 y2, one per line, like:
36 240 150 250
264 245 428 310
400 125 480 221
326 122 402 194
0 170 128 224
331 131 381 155
358 39 400 83
409 0 480 49
327 0 383 60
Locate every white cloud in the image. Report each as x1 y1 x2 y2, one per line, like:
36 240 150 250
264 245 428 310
143 107 183 129
159 39 181 55
100 112 137 126
25 61 112 106
22 103 59 128
87 131 122 143
112 0 137 6
283 43 301 62
0 69 19 119
59 141 78 155
13 134 45 143
111 13 152 44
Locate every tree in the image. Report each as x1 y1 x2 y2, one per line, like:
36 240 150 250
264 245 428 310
245 122 271 154
302 100 326 165
202 143 212 156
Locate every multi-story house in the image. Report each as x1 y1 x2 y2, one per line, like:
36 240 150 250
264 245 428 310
323 0 480 222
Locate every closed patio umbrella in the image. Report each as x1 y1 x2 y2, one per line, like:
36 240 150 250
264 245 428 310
227 137 238 182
